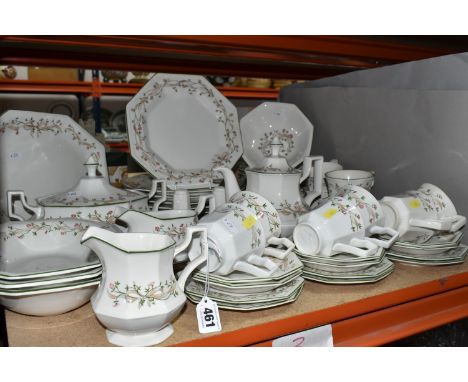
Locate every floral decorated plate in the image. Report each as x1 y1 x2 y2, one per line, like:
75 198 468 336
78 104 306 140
386 245 468 264
240 102 313 168
126 73 242 187
0 110 108 221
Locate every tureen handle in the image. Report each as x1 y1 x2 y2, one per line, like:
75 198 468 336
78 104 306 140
7 190 44 221
174 226 208 290
149 179 167 211
302 156 324 206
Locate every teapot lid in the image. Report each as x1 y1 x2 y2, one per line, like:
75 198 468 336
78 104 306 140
37 154 146 207
248 136 300 174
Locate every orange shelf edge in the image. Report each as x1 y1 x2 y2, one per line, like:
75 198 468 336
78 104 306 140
0 80 279 99
171 271 468 347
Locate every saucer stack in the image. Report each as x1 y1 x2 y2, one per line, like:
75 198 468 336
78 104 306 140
385 231 468 266
295 248 395 284
185 252 304 310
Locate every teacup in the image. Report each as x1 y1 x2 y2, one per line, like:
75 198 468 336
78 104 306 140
293 186 398 258
380 183 466 242
325 169 374 197
188 203 294 277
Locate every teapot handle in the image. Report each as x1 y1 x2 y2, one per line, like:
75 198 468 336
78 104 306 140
149 180 167 211
7 190 43 221
175 226 208 290
194 194 216 217
302 156 324 206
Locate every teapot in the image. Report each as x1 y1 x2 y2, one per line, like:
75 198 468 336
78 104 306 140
215 137 323 237
81 225 208 346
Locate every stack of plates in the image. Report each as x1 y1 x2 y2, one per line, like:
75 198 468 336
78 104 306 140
385 231 467 266
296 247 395 284
185 252 304 310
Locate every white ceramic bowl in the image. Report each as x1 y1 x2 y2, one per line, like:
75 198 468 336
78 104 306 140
325 169 374 197
0 280 99 316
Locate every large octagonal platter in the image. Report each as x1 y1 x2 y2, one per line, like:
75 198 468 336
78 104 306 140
0 110 108 221
126 73 242 187
240 102 313 168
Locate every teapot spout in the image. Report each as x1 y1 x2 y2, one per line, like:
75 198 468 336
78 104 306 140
214 167 240 202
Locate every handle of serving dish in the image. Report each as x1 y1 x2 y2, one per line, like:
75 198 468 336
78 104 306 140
7 190 43 221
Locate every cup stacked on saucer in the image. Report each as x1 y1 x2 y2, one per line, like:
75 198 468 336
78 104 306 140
380 183 467 266
185 190 304 310
293 185 398 284
0 219 120 316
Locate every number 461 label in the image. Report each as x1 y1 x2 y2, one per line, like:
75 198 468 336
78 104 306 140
196 297 222 334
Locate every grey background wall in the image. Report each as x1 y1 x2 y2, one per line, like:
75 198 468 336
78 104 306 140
279 86 468 226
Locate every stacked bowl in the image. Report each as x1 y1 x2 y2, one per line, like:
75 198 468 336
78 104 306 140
0 219 119 316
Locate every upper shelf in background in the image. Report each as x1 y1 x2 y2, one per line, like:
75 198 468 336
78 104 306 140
0 80 279 99
0 36 463 80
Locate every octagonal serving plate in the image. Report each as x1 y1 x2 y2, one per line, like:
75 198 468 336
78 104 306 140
0 110 108 221
126 73 242 187
240 102 313 168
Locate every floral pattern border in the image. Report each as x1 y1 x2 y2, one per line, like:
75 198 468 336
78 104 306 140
1 220 89 242
108 278 178 308
128 76 241 184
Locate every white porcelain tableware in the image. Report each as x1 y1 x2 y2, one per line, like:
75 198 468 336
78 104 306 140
308 159 343 199
80 225 208 347
126 73 242 187
188 202 294 278
240 102 313 168
0 110 109 221
293 186 398 258
325 169 374 197
7 155 164 224
0 279 100 316
380 183 466 241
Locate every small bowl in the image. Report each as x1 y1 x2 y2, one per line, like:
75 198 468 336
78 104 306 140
325 169 374 197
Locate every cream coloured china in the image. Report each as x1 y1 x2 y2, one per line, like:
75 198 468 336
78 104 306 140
0 110 108 221
0 279 100 316
81 225 208 347
325 169 374 197
126 73 242 187
215 143 323 237
386 245 468 266
185 276 304 311
240 102 313 168
293 186 398 258
188 203 293 278
308 159 343 199
380 183 466 240
8 155 162 224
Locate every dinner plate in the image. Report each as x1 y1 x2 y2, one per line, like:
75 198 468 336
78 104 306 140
0 110 108 221
127 73 242 187
240 102 313 168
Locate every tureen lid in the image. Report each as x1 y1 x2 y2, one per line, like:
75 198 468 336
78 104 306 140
37 155 146 207
248 136 300 174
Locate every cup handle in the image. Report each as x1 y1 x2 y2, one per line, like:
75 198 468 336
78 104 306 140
247 254 279 272
409 216 466 232
150 180 167 211
175 226 208 291
263 237 295 259
194 194 216 217
332 238 378 258
7 190 43 221
367 225 400 248
302 156 324 206
233 260 274 278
